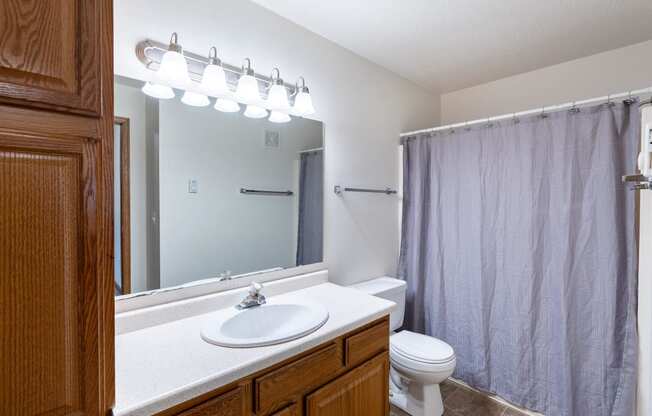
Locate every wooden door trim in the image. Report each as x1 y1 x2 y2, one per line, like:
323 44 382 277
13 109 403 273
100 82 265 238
114 116 131 295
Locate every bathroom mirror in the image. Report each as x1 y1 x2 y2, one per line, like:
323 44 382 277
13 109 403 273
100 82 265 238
114 76 324 297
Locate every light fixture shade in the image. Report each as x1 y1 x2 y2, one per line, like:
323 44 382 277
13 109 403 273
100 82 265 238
235 74 260 104
292 91 315 116
269 111 291 124
214 98 240 113
200 64 227 97
244 104 268 119
267 84 290 111
181 90 210 107
142 81 175 99
157 49 191 88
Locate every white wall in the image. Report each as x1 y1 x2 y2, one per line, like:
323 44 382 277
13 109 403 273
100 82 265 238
114 0 439 286
158 99 322 288
114 81 149 293
441 40 652 124
439 41 652 416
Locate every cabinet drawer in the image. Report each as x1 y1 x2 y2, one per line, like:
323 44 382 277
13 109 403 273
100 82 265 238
255 342 343 413
177 386 245 416
345 319 389 368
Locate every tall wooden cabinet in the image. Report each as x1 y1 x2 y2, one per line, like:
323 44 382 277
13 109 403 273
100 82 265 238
0 1 114 415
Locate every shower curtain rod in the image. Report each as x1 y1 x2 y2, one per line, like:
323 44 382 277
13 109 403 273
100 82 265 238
400 86 652 138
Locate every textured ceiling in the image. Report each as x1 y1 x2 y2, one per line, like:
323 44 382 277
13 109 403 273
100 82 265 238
250 0 652 93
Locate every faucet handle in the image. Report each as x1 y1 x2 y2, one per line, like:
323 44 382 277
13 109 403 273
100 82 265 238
249 282 263 296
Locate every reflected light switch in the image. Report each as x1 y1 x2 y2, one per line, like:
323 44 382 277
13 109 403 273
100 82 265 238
188 179 199 194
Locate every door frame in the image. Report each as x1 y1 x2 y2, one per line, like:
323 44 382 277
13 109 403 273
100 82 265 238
114 116 131 294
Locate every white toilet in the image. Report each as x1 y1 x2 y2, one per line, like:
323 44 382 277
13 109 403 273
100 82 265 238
352 277 456 416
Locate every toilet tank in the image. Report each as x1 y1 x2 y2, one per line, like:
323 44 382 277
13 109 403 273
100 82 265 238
351 277 406 331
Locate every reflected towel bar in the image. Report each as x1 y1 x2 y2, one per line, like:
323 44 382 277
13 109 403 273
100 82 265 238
334 185 397 195
240 188 293 196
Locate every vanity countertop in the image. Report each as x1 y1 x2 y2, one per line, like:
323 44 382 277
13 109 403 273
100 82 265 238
113 282 395 416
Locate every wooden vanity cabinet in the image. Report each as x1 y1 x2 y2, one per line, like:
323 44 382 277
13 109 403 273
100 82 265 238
157 317 390 416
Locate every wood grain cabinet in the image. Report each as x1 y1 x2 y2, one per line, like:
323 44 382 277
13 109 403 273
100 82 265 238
0 0 114 415
158 317 390 416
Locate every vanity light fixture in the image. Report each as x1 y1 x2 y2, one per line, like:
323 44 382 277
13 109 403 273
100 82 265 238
142 81 175 99
214 98 241 113
244 104 268 119
136 35 316 122
235 58 261 104
291 77 315 117
269 111 291 124
266 68 290 111
156 32 191 88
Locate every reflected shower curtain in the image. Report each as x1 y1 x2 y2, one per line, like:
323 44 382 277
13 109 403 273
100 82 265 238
296 150 323 265
398 101 638 416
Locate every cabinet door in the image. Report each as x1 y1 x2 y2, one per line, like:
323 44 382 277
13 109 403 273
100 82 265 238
0 0 114 415
0 0 102 115
306 353 389 416
0 132 103 415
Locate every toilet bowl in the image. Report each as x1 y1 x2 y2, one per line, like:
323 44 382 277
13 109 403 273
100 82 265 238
351 277 456 416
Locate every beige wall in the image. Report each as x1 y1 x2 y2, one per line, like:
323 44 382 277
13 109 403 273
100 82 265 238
440 40 652 124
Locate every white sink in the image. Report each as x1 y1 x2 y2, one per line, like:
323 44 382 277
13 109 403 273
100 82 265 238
201 302 329 348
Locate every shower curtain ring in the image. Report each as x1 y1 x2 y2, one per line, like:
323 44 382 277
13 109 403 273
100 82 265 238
540 107 548 118
512 113 520 124
570 101 580 114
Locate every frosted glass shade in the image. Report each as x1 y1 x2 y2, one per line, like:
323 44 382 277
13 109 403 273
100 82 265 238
267 84 290 111
235 74 260 104
244 104 268 119
200 64 227 97
181 90 210 107
214 98 240 113
157 50 191 87
269 111 291 123
292 91 315 116
142 82 174 99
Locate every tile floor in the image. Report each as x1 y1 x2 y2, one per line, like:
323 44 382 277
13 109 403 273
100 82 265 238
389 380 528 416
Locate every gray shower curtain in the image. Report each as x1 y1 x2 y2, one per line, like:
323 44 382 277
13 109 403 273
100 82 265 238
398 101 639 416
296 150 323 265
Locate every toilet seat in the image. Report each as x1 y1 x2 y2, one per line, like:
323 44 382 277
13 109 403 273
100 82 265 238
390 331 455 373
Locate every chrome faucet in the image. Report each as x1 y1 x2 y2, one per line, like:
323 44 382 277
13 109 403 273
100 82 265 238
236 282 266 309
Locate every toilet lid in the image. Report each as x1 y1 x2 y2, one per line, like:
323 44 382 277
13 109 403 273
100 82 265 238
390 331 455 364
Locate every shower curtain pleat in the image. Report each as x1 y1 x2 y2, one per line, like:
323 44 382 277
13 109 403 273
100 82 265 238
398 101 639 416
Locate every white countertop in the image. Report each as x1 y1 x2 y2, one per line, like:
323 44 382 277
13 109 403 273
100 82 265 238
114 282 395 416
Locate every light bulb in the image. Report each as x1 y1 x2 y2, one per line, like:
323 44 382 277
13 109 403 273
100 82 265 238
142 82 174 99
266 68 290 111
292 91 315 116
156 33 191 88
269 111 291 124
244 104 268 119
235 58 261 104
214 98 240 113
267 84 290 111
181 90 210 107
291 77 316 116
200 47 227 97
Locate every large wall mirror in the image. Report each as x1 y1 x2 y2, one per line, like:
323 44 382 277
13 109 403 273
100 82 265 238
114 76 324 297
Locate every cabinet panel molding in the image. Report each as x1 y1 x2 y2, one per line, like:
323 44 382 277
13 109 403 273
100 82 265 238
0 132 101 415
0 0 101 115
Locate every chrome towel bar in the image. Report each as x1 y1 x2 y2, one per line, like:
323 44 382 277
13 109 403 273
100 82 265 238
334 185 397 195
240 188 293 196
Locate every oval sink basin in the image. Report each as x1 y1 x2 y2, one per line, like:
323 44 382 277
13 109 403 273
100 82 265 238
201 303 329 348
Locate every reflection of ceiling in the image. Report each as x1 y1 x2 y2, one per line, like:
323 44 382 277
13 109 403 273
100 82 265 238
250 0 652 93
